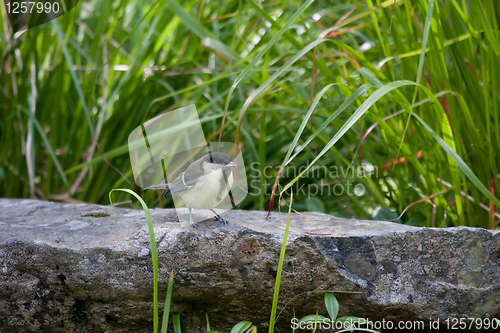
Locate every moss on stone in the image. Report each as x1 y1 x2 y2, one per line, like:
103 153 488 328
81 212 110 218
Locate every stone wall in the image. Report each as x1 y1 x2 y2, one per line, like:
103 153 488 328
0 199 499 332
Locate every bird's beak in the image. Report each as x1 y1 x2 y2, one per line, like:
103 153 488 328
225 162 237 168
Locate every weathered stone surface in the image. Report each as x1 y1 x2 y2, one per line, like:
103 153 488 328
0 198 499 332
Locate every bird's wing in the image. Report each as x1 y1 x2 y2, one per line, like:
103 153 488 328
163 175 197 197
143 184 168 190
163 165 202 198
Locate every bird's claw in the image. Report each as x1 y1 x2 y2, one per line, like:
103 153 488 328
214 214 229 225
190 221 198 228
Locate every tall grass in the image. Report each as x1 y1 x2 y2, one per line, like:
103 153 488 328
1 0 500 229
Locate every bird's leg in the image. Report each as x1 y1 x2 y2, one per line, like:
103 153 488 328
210 209 229 224
189 208 197 227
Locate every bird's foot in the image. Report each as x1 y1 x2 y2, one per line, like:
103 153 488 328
213 214 229 225
188 208 197 227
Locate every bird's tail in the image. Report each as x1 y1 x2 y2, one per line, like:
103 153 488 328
144 183 169 190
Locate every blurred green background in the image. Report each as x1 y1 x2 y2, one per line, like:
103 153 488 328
1 0 499 229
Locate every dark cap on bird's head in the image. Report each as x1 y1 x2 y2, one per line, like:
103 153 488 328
202 152 237 167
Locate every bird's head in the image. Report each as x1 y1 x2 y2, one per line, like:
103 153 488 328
201 152 237 172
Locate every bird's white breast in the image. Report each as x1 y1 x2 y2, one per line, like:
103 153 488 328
179 168 233 209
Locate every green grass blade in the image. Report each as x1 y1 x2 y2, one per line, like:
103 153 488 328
167 0 216 39
236 38 330 145
267 83 338 214
285 84 371 166
282 80 417 194
268 191 293 333
396 0 435 161
52 20 94 136
172 314 187 333
413 114 500 208
220 0 315 143
109 189 159 333
415 0 436 86
173 314 181 333
161 271 175 333
321 0 403 34
283 84 337 165
476 1 500 55
167 0 237 61
19 105 70 191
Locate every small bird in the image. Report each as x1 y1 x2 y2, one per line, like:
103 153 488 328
145 152 236 227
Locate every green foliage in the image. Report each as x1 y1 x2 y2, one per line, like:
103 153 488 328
299 293 375 333
230 321 253 333
305 196 325 213
324 292 339 320
1 0 500 229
